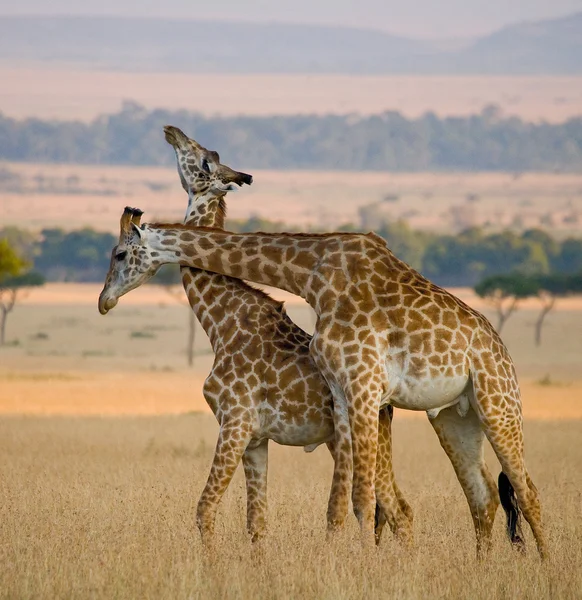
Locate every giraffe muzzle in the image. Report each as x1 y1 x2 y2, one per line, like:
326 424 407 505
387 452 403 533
98 292 118 315
236 172 253 186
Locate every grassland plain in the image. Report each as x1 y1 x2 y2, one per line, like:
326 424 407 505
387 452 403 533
2 284 581 382
1 285 581 598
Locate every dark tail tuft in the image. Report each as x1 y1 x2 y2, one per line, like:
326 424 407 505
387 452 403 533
498 471 525 552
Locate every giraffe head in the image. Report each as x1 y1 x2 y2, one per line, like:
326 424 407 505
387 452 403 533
98 207 159 315
164 125 252 198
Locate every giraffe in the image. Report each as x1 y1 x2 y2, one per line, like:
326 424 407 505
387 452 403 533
98 128 413 545
98 208 548 559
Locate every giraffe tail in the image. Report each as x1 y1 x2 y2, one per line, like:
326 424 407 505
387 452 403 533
498 471 525 552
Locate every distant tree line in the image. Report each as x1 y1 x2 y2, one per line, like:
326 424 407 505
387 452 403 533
1 102 581 171
1 221 580 349
1 222 581 288
0 226 116 283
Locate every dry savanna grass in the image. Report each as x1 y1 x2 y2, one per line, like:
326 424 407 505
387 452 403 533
2 163 582 235
1 415 581 599
2 66 582 123
1 285 582 598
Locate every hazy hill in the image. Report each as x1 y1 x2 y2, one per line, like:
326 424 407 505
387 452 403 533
0 17 435 73
453 12 582 74
0 13 580 74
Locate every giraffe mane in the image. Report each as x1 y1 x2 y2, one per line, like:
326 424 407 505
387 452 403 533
234 280 285 310
147 222 367 240
216 197 227 228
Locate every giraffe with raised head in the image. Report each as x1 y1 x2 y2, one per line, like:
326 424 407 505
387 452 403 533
99 127 413 545
98 206 547 559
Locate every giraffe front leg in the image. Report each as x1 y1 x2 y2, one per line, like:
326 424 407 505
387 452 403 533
343 383 381 547
197 420 252 545
325 399 353 537
242 439 269 543
374 405 413 547
312 333 381 546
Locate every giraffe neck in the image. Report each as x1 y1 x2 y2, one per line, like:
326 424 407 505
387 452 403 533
179 191 284 351
184 191 226 229
146 226 330 307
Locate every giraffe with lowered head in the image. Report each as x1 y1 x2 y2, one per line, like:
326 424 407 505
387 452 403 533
98 139 547 559
99 127 413 545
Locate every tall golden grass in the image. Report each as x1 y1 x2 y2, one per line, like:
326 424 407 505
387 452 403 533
1 414 580 599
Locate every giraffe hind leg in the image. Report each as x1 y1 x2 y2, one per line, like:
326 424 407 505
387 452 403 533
498 471 525 551
428 402 499 559
469 374 548 559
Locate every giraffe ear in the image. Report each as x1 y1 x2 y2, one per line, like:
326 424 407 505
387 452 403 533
130 222 145 242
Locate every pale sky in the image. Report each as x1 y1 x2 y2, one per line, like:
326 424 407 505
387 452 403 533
0 0 580 38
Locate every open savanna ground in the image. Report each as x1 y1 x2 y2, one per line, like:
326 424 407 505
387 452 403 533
1 284 581 598
2 67 582 123
2 164 582 234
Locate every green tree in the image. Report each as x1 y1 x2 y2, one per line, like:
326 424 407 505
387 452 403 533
376 220 429 271
0 227 39 262
476 271 582 346
0 239 30 345
0 238 27 280
0 270 45 346
531 273 581 347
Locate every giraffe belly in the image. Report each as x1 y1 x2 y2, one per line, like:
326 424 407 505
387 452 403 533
260 412 334 448
385 362 469 411
266 425 334 448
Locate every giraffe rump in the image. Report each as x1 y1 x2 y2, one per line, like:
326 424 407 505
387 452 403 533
498 471 525 551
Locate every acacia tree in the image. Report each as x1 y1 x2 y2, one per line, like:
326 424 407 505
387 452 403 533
476 272 582 346
474 273 538 334
0 239 26 345
532 274 582 347
0 240 45 345
0 239 26 280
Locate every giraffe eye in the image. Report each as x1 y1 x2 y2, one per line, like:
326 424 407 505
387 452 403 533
115 251 127 261
201 159 210 173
